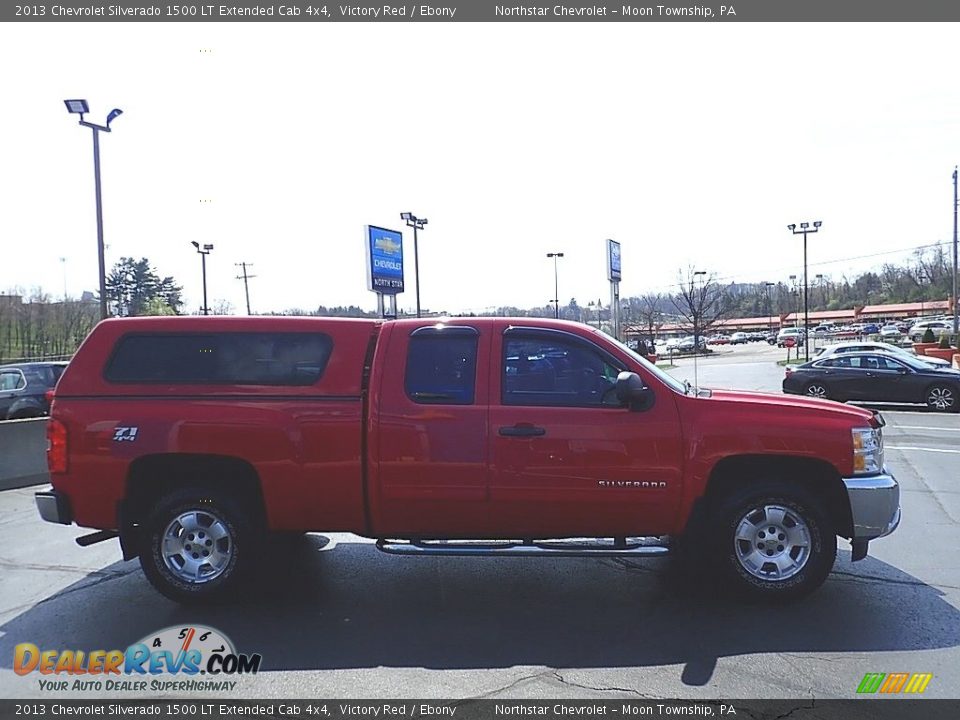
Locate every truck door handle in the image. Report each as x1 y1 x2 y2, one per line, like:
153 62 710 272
499 424 546 437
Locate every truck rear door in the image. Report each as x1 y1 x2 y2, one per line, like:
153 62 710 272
368 322 492 536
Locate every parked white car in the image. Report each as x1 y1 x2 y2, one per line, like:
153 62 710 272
879 324 902 340
908 320 951 343
776 328 806 347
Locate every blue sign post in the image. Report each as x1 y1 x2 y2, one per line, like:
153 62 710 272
607 239 622 339
365 225 404 318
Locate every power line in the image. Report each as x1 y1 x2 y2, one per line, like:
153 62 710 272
634 240 949 295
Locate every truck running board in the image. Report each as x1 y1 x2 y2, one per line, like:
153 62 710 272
75 530 120 547
375 537 671 558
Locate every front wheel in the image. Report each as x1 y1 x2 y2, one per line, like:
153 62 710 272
139 489 256 603
710 483 836 602
804 382 830 400
926 384 958 412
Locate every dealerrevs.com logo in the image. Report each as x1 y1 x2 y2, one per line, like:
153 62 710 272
14 625 262 693
856 672 933 694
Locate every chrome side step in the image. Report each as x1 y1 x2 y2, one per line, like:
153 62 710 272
375 537 671 558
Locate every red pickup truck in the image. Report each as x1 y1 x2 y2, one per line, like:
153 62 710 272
36 316 900 604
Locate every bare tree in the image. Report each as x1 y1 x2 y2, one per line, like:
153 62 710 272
637 293 664 343
671 267 728 349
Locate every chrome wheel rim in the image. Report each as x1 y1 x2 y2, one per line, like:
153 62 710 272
806 384 827 399
734 504 811 581
161 510 233 584
927 387 955 411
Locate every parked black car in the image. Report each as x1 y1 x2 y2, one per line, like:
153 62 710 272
0 362 68 420
783 351 960 412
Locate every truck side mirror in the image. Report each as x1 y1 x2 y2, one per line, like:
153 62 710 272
615 371 653 411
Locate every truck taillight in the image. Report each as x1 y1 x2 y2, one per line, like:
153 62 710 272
44 389 55 404
47 419 68 474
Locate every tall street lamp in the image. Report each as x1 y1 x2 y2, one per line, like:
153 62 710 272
64 99 123 320
953 168 959 337
191 241 214 315
788 221 822 362
400 212 428 318
918 270 927 319
546 252 564 319
764 282 775 331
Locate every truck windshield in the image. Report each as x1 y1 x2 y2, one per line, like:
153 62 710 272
598 332 688 395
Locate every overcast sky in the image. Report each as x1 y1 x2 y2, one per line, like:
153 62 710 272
2 23 959 315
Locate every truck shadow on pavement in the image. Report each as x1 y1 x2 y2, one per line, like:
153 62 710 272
2 536 958 686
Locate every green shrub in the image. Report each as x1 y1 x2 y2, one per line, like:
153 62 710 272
939 333 952 349
922 327 936 343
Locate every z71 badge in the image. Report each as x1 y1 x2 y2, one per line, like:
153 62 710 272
113 427 139 442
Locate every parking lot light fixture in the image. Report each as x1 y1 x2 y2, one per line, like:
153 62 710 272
65 98 122 320
401 212 428 318
789 221 822 362
191 241 214 315
546 252 564 319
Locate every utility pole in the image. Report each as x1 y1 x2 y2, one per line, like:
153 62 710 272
235 262 256 315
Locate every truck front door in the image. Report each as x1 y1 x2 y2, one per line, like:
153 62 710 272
488 327 684 538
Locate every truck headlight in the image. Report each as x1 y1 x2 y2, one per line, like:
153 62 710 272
852 427 883 475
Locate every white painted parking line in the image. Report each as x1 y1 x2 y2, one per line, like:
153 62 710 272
886 426 960 432
886 445 960 454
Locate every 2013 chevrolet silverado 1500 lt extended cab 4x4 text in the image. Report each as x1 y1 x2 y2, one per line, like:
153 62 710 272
35 316 900 603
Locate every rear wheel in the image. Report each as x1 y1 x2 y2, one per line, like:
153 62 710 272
10 408 41 419
804 382 830 400
709 483 836 602
926 384 957 412
139 489 256 603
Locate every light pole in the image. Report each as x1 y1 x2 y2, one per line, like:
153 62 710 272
191 241 214 315
64 99 123 320
789 274 798 324
788 221 822 362
764 282 775 331
400 212 428 318
693 271 706 391
953 168 959 337
918 270 927 319
546 252 564 319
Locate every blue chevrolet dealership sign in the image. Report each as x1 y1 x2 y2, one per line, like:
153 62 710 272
365 225 405 294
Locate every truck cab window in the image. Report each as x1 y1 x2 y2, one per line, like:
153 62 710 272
503 336 623 407
405 336 478 404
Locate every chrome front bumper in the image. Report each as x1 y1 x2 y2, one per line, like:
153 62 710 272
842 470 900 560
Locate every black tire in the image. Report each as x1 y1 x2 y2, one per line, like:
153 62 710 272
139 488 256 604
804 382 830 400
10 408 41 420
925 384 958 413
708 482 836 602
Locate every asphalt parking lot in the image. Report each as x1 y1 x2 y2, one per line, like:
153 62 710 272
0 342 957 701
